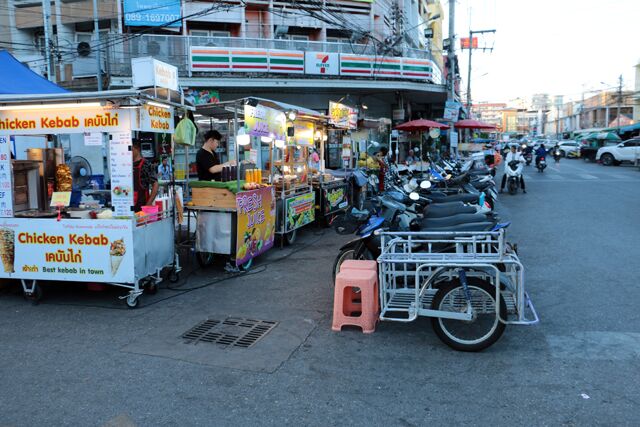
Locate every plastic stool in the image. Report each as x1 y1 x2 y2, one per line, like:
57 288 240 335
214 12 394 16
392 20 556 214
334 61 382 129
332 269 379 333
339 259 377 272
339 259 379 313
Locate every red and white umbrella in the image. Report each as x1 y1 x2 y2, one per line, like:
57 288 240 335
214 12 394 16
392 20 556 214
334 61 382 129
395 119 450 131
454 119 496 129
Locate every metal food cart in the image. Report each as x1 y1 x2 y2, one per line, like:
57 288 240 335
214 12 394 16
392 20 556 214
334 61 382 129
0 89 189 308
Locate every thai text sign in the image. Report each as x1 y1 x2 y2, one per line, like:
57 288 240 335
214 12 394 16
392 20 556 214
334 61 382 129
244 104 286 140
0 218 135 283
0 108 130 135
0 135 13 218
329 101 357 129
285 192 315 232
235 186 275 266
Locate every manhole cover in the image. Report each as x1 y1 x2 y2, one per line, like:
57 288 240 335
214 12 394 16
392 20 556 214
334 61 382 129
182 317 278 348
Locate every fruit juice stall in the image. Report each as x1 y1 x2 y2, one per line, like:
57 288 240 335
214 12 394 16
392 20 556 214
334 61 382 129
0 89 190 308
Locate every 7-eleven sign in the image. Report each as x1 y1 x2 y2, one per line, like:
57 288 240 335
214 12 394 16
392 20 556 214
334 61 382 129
304 52 339 75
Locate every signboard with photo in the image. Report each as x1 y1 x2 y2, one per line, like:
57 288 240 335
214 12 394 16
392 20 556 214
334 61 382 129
235 186 276 266
0 218 135 283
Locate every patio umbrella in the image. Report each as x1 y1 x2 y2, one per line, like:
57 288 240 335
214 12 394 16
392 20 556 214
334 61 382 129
394 119 450 131
595 132 621 141
395 119 449 172
454 119 496 129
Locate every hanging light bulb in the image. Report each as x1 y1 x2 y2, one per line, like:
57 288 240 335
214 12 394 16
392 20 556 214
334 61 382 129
275 139 285 149
287 110 297 121
237 127 250 146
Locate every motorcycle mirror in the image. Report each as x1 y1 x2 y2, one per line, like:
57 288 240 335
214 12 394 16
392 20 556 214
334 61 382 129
409 192 420 201
420 180 432 189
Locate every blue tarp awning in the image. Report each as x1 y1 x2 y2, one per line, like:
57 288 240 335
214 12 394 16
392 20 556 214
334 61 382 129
0 50 67 95
620 122 640 133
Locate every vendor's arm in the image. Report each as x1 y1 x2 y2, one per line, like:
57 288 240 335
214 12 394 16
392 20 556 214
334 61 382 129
147 182 159 206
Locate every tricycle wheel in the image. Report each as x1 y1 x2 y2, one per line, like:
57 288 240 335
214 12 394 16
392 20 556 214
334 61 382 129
430 279 506 352
24 284 43 305
196 251 215 267
125 295 140 309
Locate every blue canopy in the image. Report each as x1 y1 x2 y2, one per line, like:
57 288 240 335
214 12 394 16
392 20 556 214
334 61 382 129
620 122 640 133
0 50 67 95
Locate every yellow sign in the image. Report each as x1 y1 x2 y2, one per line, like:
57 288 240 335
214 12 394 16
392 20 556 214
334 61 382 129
50 192 71 207
235 186 276 266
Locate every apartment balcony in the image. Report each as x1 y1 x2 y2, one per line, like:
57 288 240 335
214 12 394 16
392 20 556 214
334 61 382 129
104 34 442 86
15 0 118 29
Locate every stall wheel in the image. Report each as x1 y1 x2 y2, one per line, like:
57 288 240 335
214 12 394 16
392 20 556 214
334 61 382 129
145 281 158 295
196 251 215 267
169 269 180 283
283 229 297 246
125 294 140 309
24 284 43 305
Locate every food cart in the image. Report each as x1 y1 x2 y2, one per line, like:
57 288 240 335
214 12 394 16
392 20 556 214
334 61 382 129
0 89 189 308
190 98 322 256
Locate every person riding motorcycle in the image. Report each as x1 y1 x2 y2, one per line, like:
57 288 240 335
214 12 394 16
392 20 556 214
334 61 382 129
500 145 526 193
553 144 561 163
535 144 547 167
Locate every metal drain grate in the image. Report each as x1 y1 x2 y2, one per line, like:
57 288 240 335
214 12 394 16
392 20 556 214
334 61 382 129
181 317 278 348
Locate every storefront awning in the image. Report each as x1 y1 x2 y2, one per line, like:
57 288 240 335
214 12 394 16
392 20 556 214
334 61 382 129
0 50 68 95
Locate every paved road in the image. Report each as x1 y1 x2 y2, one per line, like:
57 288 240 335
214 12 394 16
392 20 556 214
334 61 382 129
1 159 639 426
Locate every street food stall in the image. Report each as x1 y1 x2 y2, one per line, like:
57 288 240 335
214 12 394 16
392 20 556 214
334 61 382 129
190 98 324 257
0 89 189 308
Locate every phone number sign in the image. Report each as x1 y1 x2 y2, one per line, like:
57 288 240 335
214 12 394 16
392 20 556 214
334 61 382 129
124 0 182 28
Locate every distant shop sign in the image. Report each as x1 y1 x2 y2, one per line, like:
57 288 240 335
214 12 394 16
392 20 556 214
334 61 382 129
123 0 182 28
304 52 340 75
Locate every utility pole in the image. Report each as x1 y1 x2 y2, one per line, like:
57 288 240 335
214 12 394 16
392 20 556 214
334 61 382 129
616 74 623 133
464 29 495 116
41 0 54 82
92 0 102 91
447 0 455 102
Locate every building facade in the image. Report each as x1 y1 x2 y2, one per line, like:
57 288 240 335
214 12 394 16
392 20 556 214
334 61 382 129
1 0 448 121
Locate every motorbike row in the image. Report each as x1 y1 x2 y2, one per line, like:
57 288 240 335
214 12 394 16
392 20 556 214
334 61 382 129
331 154 536 352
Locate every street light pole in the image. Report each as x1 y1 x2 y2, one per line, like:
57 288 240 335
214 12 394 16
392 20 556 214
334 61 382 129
616 74 623 133
92 0 102 91
464 29 495 117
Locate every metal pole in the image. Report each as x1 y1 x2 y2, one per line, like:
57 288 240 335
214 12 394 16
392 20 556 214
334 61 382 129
41 0 54 81
616 74 622 133
92 0 102 91
447 0 455 101
234 102 240 193
466 29 472 115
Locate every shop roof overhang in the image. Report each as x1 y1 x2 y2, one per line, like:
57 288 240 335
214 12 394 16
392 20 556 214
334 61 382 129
0 88 194 110
196 97 325 121
111 77 447 105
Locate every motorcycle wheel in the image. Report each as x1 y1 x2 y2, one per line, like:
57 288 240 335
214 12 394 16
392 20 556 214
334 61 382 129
508 180 517 195
332 247 373 283
431 279 507 352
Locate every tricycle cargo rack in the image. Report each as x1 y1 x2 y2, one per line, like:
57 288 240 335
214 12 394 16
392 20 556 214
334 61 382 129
377 228 539 351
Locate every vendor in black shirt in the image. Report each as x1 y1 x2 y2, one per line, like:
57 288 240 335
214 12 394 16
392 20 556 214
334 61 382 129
196 130 236 181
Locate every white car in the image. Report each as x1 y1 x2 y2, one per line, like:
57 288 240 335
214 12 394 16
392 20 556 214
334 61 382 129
557 141 581 157
596 137 640 166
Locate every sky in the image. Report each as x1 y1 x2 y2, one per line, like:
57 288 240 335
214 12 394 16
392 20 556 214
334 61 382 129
446 0 639 104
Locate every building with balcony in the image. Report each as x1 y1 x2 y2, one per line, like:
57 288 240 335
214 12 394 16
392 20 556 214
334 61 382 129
0 0 447 122
471 102 506 129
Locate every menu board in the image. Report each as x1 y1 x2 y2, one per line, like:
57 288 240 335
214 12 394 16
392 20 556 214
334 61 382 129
109 132 133 217
0 134 13 218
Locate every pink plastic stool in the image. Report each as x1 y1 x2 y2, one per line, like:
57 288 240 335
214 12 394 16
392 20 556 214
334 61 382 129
332 269 379 334
339 259 379 313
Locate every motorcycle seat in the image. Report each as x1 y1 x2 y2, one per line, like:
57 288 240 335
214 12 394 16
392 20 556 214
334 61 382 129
428 193 479 204
424 221 495 233
424 204 477 218
420 213 490 228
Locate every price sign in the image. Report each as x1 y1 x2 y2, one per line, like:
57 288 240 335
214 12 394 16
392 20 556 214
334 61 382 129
50 192 71 207
0 134 13 218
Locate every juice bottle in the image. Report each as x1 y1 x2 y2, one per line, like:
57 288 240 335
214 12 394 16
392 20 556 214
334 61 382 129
257 169 262 184
245 169 251 183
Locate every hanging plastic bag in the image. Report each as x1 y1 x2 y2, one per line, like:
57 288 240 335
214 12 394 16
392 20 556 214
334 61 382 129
174 117 197 146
